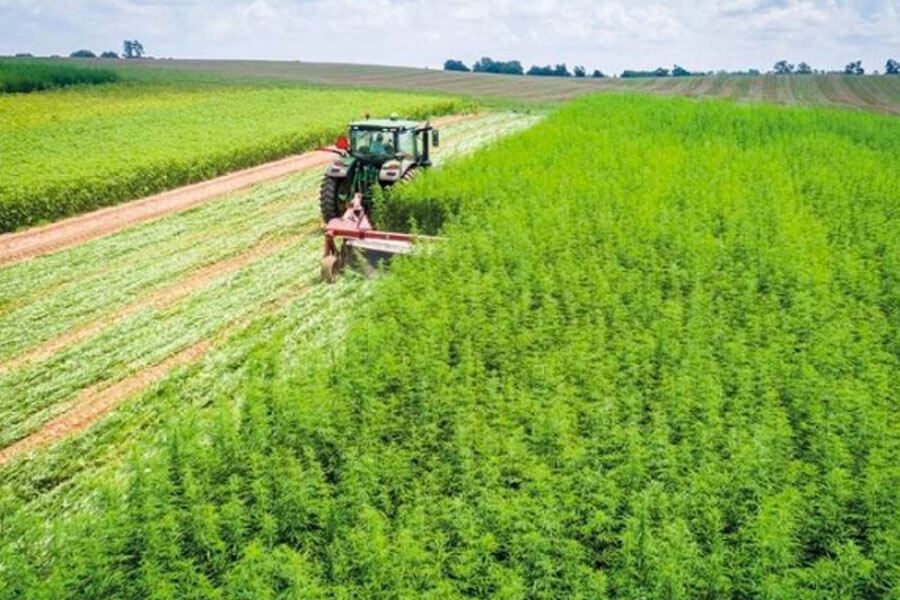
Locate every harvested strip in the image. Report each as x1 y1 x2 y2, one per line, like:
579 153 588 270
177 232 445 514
1 222 320 375
0 279 314 465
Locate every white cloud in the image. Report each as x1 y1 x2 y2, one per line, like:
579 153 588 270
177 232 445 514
0 0 896 73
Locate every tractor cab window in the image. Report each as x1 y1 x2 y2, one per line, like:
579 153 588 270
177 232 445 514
352 129 395 156
397 129 416 158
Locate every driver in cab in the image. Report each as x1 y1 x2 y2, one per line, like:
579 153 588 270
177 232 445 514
370 133 393 155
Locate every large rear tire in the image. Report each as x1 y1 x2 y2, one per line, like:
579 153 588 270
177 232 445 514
319 176 345 223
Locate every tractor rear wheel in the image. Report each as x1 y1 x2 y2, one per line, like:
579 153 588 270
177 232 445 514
319 176 347 223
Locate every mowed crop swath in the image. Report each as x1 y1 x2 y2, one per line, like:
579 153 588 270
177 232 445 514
2 96 897 597
0 83 457 231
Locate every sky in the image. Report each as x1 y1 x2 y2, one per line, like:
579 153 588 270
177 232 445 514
1 0 898 74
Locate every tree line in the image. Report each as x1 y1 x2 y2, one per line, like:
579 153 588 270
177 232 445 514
774 59 900 75
445 57 900 77
68 40 145 60
444 58 607 78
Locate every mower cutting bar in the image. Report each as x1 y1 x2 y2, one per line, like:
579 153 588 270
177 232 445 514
324 219 418 244
321 215 441 282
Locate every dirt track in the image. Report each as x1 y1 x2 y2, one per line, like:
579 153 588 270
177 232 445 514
0 152 333 266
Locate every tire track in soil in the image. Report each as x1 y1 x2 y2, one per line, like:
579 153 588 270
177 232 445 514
0 114 478 267
0 279 315 466
0 221 320 376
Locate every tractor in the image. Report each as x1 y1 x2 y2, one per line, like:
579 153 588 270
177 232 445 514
319 116 440 282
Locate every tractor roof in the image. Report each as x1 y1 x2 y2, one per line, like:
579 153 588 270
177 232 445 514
350 118 422 130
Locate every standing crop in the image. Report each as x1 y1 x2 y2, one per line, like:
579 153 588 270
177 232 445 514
0 58 118 93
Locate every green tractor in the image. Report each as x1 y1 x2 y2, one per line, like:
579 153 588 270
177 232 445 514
319 116 441 282
319 116 440 223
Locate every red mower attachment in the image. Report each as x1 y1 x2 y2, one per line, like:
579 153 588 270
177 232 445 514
321 193 432 283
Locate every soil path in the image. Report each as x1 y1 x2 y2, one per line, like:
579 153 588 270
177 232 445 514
0 152 333 267
0 114 478 267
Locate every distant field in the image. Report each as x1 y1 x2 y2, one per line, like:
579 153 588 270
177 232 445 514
97 58 900 113
0 83 458 232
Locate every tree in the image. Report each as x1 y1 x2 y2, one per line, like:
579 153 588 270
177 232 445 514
885 59 899 75
100 51 119 59
796 62 812 74
844 60 864 75
527 64 570 77
443 59 470 72
123 40 145 59
555 64 572 77
653 67 670 77
672 65 692 77
574 65 586 78
472 57 523 75
773 60 794 74
503 60 524 75
591 69 606 78
70 49 96 58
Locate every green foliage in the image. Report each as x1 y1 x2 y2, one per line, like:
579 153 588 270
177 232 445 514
2 96 898 597
0 58 117 93
0 85 458 231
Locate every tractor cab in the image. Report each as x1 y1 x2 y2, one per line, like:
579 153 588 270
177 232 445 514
320 116 440 223
348 118 438 166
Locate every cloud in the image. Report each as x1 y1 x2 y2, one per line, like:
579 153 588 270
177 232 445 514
0 0 896 72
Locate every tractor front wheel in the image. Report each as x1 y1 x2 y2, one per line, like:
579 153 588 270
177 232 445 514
401 167 419 185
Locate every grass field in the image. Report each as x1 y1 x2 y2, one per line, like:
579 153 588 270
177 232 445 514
2 96 896 598
0 81 458 232
93 58 900 113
